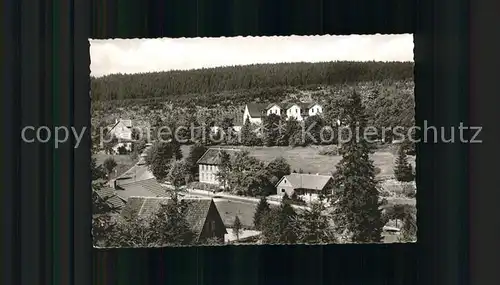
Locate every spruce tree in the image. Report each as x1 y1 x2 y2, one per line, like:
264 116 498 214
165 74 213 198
240 118 253 146
277 198 297 243
291 201 336 244
232 215 243 241
394 144 414 182
253 196 271 230
330 90 384 243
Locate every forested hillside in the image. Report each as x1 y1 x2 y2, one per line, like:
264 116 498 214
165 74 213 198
91 61 414 103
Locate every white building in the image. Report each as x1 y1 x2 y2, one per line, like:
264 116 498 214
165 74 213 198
243 102 323 124
196 148 241 186
107 119 133 141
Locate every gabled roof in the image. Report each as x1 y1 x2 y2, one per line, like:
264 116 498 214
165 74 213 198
107 119 133 134
94 187 126 210
245 103 268 118
120 197 225 239
114 178 169 200
196 148 241 165
276 173 333 190
284 102 321 111
265 103 281 110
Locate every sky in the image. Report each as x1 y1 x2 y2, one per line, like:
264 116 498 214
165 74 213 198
90 34 413 77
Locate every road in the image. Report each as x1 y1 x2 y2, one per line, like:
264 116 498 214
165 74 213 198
113 146 154 184
115 144 310 211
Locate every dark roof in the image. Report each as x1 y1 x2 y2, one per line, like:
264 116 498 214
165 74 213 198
196 148 241 165
283 102 320 111
94 187 126 210
246 103 268 118
105 119 133 136
115 178 169 200
265 103 281 110
276 173 333 190
120 197 220 239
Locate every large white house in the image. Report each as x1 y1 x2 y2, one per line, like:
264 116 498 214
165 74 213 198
196 148 241 186
243 102 323 124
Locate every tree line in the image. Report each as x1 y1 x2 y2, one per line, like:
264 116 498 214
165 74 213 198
91 61 414 102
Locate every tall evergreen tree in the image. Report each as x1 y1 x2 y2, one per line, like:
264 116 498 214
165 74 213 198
262 114 281 146
291 201 336 244
330 89 384 243
253 196 271 230
394 144 414 182
261 196 297 243
241 118 253 146
232 216 243 241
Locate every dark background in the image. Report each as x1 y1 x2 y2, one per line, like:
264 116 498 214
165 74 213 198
2 0 498 284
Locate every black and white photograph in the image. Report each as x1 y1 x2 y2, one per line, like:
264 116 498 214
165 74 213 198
90 34 416 248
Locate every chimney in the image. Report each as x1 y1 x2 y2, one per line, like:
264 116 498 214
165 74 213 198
110 179 118 189
115 118 118 124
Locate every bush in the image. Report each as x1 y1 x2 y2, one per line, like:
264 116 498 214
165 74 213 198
117 145 129 155
401 183 416 198
188 182 220 192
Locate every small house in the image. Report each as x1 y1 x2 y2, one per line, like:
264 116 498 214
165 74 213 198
107 119 133 141
275 173 334 197
120 197 227 243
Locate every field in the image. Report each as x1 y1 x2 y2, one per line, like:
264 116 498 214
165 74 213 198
180 144 416 178
93 153 138 179
214 199 258 229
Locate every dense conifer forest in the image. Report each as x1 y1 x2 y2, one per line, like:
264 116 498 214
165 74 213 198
91 61 414 105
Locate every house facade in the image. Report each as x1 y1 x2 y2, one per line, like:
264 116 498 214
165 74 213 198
107 119 133 141
275 173 334 197
308 103 323 116
266 104 281 116
243 102 323 124
120 197 227 243
197 148 241 186
285 104 304 121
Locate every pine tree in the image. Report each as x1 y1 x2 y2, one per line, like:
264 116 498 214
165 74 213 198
168 160 189 187
241 118 253 146
276 198 297 243
253 196 271 230
91 157 106 181
232 215 243 241
398 205 417 242
394 144 414 182
330 90 384 243
291 201 336 244
171 140 183 160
